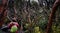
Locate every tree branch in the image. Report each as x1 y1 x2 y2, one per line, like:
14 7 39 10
46 0 60 33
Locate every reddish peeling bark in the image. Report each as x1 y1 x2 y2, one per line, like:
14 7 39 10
46 0 60 33
0 0 8 27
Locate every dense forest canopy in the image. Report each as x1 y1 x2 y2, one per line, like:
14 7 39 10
0 0 60 33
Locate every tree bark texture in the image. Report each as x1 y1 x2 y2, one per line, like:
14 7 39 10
46 0 60 33
0 0 8 27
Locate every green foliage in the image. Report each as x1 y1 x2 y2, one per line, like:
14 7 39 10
2 0 60 33
24 23 30 29
33 26 41 33
52 24 60 33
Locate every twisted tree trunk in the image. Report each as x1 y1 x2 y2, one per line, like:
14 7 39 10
46 0 60 33
0 0 8 27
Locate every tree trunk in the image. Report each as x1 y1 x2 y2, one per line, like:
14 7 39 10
0 0 8 27
46 0 60 33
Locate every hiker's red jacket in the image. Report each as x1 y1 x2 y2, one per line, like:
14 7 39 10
8 22 19 33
